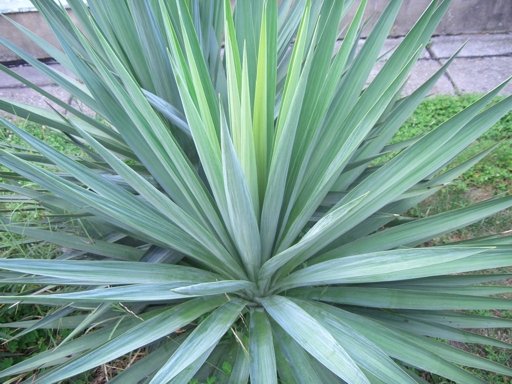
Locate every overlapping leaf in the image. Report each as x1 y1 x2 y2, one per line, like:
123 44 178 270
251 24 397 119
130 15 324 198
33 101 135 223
0 0 511 383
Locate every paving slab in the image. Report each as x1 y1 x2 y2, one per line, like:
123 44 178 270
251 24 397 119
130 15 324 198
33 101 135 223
354 37 431 61
0 84 71 113
369 59 455 96
0 63 69 88
442 56 512 94
430 33 512 59
404 59 456 95
0 82 94 118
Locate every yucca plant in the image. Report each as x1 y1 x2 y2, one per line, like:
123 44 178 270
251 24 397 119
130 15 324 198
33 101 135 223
0 0 511 382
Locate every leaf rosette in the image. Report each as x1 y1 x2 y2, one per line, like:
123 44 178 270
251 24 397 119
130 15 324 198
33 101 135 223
0 0 511 383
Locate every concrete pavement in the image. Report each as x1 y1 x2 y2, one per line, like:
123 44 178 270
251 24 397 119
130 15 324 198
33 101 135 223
0 32 511 114
370 32 512 95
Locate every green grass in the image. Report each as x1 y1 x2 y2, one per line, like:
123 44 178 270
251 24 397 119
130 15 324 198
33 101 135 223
404 96 512 244
1 95 511 382
0 119 84 156
398 96 512 384
396 95 512 193
0 120 87 382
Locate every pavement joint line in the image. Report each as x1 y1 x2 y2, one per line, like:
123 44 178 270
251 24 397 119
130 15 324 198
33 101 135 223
431 53 512 60
1 81 58 90
426 44 460 95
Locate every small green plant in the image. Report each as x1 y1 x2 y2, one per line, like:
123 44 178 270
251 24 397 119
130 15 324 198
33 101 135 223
0 0 511 383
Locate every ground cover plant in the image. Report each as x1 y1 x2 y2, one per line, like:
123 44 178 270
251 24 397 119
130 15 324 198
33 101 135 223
0 0 511 383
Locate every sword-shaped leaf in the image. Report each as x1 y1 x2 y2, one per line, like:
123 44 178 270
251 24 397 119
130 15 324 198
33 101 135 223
261 295 369 384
